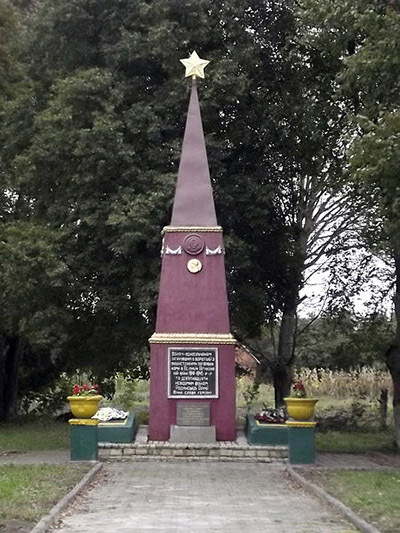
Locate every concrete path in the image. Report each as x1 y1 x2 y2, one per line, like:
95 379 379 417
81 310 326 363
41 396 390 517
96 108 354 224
2 448 399 470
0 449 70 464
54 462 357 533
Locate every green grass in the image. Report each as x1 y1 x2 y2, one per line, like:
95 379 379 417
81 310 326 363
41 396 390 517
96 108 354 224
316 429 396 453
0 418 69 452
307 470 400 533
0 464 91 530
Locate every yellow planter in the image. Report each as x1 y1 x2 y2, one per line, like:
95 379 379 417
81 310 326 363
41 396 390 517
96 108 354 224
67 395 103 419
284 397 318 421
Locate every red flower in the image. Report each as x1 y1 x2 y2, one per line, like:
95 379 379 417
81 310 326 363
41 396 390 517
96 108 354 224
72 382 100 396
292 380 307 398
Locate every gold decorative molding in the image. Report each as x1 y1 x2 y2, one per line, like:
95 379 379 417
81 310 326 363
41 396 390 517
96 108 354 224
285 421 317 428
68 419 100 426
162 226 222 234
149 332 236 345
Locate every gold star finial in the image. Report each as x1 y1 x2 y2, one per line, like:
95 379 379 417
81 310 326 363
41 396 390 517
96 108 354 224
180 51 210 79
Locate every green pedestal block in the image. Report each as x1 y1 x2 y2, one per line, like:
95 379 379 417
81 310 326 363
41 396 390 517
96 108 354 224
69 419 99 461
246 414 288 445
287 422 316 464
98 411 138 443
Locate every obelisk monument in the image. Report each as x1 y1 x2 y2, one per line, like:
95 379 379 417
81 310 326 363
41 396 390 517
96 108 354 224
149 52 236 441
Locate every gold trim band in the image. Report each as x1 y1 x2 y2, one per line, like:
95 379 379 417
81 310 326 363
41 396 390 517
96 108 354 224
285 421 317 428
149 332 236 344
162 226 223 234
69 419 100 426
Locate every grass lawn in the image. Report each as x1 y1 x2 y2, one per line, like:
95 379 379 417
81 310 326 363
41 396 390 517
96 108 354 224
0 463 91 531
305 470 400 533
316 429 396 453
1 416 395 454
0 418 69 452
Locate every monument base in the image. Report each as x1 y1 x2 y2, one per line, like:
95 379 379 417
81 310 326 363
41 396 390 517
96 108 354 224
287 421 316 464
98 411 138 443
245 415 317 464
169 425 216 443
149 343 236 441
69 419 99 461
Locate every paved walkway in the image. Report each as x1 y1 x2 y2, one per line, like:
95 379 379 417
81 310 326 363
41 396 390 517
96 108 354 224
0 450 70 464
53 462 357 533
2 447 399 532
2 448 400 469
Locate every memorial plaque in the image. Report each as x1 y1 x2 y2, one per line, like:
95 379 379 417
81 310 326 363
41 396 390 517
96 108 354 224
177 402 210 426
168 347 218 398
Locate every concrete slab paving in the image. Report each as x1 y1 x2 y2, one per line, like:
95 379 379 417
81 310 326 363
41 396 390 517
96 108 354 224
0 450 70 464
54 462 357 532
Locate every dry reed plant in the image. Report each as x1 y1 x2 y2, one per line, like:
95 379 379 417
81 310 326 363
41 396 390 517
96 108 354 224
296 367 392 400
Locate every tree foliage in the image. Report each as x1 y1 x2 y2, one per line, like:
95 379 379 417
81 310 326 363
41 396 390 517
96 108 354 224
343 2 400 447
1 0 397 421
296 313 395 370
305 0 400 445
0 0 304 416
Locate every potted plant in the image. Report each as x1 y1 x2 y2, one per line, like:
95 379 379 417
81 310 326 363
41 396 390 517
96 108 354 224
67 383 102 419
284 380 318 421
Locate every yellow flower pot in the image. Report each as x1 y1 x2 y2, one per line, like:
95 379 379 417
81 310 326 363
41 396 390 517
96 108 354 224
284 397 318 421
67 395 103 419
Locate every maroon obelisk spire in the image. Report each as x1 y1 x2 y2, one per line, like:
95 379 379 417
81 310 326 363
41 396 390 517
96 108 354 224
170 79 217 227
149 52 236 441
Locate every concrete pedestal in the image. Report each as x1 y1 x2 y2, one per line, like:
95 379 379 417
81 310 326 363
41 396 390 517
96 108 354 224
69 419 99 461
170 425 216 443
287 421 316 464
98 411 138 443
245 415 317 465
245 414 288 445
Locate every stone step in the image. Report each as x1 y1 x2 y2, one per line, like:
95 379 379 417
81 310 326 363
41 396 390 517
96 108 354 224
98 427 288 462
99 443 288 462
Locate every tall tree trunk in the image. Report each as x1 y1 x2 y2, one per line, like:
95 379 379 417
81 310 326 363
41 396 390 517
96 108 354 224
0 338 7 419
274 296 297 407
379 388 389 430
0 336 22 421
387 254 400 450
274 203 310 408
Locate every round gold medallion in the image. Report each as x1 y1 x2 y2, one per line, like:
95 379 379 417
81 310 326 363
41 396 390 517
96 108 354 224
187 258 203 274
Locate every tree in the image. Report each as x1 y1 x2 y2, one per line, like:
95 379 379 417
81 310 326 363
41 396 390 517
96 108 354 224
4 0 388 416
344 3 400 446
0 0 18 100
1 0 302 416
0 0 27 420
303 0 400 444
230 0 373 406
0 223 70 419
296 312 395 370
